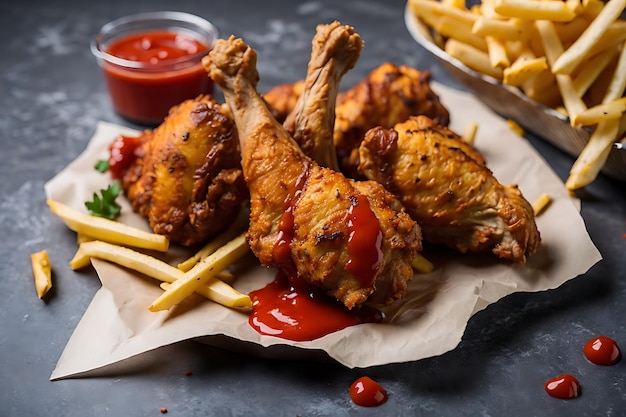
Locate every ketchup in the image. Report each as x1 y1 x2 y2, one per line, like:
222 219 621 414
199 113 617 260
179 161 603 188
101 31 212 125
349 376 388 407
272 160 310 271
248 271 382 341
345 194 383 288
583 336 621 366
544 374 581 399
108 134 141 179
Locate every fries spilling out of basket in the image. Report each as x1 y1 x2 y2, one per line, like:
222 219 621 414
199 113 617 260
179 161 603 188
409 0 626 190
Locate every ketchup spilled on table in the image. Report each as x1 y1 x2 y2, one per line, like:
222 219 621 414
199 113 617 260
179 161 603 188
349 376 388 407
583 335 621 366
102 31 212 125
544 336 621 400
249 161 384 341
544 374 581 400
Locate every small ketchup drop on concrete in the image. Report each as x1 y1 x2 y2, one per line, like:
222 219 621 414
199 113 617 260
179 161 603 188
583 336 621 366
349 376 388 407
544 374 581 399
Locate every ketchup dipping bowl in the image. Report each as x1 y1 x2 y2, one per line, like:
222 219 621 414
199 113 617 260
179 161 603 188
91 11 217 125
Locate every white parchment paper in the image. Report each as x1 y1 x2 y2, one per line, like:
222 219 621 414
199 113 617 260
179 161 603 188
46 82 601 379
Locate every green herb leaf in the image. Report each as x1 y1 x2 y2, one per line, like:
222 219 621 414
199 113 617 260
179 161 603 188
94 159 110 173
85 181 122 219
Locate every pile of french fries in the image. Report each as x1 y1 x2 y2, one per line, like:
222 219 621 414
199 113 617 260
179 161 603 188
47 200 253 311
409 0 626 190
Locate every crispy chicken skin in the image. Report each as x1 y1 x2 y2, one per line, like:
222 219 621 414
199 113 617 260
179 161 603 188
263 62 450 176
358 116 540 263
122 95 248 246
203 31 421 308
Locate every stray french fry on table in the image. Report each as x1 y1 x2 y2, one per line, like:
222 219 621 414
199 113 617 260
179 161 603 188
31 249 52 299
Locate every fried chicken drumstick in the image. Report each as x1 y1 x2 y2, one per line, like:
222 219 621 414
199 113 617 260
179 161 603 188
122 95 248 246
203 29 421 308
358 116 540 263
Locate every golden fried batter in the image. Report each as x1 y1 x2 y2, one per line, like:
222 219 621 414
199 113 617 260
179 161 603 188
122 95 248 246
358 116 540 263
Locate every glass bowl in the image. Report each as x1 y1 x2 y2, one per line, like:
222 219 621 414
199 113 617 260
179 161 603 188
91 11 218 125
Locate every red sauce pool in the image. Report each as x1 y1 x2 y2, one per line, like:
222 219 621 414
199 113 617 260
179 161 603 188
544 374 581 399
583 336 621 366
102 31 212 125
349 376 388 407
108 134 141 179
248 272 382 342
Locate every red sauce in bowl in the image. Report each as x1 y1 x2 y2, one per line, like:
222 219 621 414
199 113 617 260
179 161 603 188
100 30 212 125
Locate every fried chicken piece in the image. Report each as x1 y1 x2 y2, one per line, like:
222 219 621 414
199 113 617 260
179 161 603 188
283 21 363 170
204 33 421 308
262 80 304 123
263 62 450 176
122 95 248 246
358 116 540 263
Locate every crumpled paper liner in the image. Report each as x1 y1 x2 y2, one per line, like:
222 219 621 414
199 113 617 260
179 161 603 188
46 82 601 379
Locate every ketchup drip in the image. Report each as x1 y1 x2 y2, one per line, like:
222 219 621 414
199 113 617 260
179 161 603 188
272 160 310 271
248 271 382 341
108 134 141 179
345 194 383 288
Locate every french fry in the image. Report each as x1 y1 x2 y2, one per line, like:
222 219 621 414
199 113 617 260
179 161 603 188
551 0 626 74
445 38 504 79
177 212 248 271
70 240 249 308
486 36 510 68
412 253 435 273
503 56 548 86
160 281 251 309
571 47 619 97
463 121 479 144
472 16 528 41
566 118 621 189
532 193 552 215
149 233 249 312
493 0 577 22
506 119 525 136
48 200 169 252
572 97 626 126
31 250 52 299
534 20 587 119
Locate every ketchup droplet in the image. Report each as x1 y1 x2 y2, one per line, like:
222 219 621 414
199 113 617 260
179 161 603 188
544 374 581 399
349 376 388 407
583 336 621 366
109 135 141 179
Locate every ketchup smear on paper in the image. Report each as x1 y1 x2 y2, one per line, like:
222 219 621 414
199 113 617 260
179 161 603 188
250 162 384 341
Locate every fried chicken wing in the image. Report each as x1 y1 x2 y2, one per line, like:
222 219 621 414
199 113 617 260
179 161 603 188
122 95 248 246
204 32 421 308
263 62 450 176
358 116 540 263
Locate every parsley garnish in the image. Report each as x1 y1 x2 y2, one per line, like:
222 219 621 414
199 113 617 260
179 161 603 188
85 181 122 219
94 159 110 173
